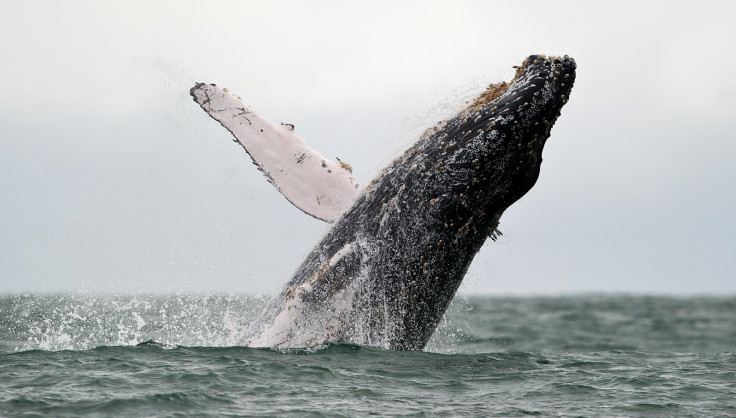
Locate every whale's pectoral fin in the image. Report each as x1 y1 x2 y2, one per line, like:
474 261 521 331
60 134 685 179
190 83 361 223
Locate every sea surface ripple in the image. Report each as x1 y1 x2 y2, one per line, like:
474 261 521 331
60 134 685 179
1 294 734 417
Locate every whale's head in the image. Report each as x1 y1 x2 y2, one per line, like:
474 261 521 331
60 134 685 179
457 54 577 216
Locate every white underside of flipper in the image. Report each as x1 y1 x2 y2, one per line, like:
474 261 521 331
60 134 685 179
191 83 361 223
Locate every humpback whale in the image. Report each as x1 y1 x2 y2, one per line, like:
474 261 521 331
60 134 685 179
191 54 576 350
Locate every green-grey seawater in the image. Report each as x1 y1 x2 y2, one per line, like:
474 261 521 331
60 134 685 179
1 294 734 416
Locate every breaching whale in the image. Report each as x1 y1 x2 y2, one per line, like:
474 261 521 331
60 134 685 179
191 54 576 350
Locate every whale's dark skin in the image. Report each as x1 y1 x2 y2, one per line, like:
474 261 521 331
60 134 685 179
244 55 576 350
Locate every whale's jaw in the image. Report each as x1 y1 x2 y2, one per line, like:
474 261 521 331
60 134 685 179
193 55 577 351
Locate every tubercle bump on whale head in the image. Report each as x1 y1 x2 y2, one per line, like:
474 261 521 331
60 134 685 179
450 55 576 211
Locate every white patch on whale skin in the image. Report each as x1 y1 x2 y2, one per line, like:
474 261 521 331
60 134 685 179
191 83 360 223
247 275 359 349
328 242 353 267
246 238 370 349
246 286 304 348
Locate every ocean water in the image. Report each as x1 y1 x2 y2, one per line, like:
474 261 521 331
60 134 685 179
1 294 734 417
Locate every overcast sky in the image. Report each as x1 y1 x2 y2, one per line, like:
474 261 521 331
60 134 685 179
1 0 734 295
